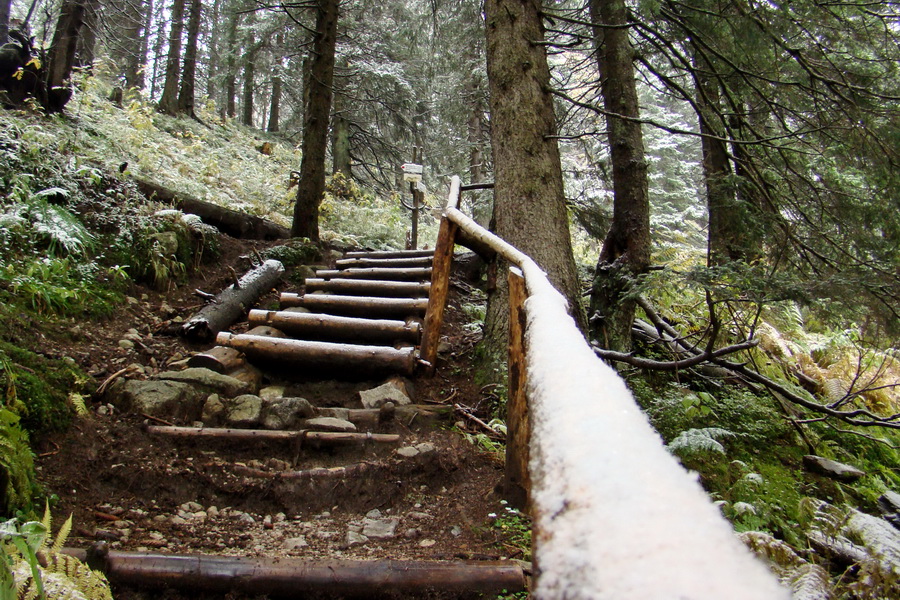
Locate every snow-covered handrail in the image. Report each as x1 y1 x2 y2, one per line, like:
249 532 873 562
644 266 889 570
424 176 787 599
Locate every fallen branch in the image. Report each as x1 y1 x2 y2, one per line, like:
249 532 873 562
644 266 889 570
594 339 758 371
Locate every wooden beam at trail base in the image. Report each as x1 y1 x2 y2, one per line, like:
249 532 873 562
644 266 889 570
335 256 434 269
504 267 530 510
305 278 431 297
216 332 417 375
345 249 434 259
73 546 525 597
419 214 459 373
248 310 421 344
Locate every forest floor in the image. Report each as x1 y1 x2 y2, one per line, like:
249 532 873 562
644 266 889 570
31 235 523 599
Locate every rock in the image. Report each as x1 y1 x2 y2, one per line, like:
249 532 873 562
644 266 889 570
396 446 420 458
366 509 382 519
418 539 436 548
404 528 422 539
294 265 317 282
316 407 350 421
118 339 135 350
346 531 369 546
415 443 436 454
114 379 205 420
437 341 453 354
261 397 315 429
259 386 286 400
362 517 400 540
305 417 357 433
360 379 412 409
408 512 432 521
450 525 462 537
803 455 866 482
284 536 308 550
149 231 179 256
157 367 251 397
225 395 263 427
284 306 311 314
202 394 225 424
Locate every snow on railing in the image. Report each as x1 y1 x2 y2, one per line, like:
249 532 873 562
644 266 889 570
426 176 788 599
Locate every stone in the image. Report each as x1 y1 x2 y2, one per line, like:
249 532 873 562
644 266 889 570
408 512 432 521
115 379 205 420
149 231 179 256
157 368 251 397
396 446 420 458
415 443 436 454
284 536 308 550
284 306 311 314
418 539 436 548
404 528 422 539
202 394 225 424
803 455 866 482
359 380 412 409
225 395 263 427
437 341 453 354
346 531 369 546
261 397 315 430
295 265 317 282
118 339 135 350
450 525 462 537
362 517 400 540
316 407 350 421
305 417 357 433
259 386 286 400
366 509 382 519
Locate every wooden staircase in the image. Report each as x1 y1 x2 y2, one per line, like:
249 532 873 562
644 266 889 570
216 248 436 377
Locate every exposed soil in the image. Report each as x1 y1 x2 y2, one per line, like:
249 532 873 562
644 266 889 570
32 235 523 599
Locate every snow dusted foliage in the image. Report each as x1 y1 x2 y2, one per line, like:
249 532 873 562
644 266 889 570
518 260 788 599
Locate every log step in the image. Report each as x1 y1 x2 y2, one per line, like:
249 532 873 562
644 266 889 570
315 267 432 281
280 293 428 319
248 309 421 344
345 249 435 259
305 278 430 297
66 548 526 597
216 332 417 375
145 425 401 445
335 256 434 269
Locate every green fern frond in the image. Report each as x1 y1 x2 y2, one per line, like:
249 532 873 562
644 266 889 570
51 514 72 554
67 393 88 417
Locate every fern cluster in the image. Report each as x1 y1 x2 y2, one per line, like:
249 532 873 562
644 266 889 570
0 506 112 600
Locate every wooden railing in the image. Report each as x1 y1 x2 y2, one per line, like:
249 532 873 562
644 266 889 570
420 176 788 599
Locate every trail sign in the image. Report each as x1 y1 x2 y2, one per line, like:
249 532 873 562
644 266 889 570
401 163 423 183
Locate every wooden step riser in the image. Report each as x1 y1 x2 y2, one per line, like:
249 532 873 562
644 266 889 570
280 293 428 319
305 278 431 298
248 309 421 344
344 249 435 259
216 332 417 376
335 257 434 269
315 267 432 282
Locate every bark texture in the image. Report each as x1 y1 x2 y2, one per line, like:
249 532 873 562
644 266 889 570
588 0 651 352
45 0 88 112
291 0 339 241
482 0 586 362
176 0 202 116
157 0 186 115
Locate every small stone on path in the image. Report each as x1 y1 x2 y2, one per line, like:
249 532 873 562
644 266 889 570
305 417 357 433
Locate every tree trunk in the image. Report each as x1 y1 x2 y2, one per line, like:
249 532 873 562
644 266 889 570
157 0 186 115
482 0 586 367
74 0 98 68
222 1 239 118
291 0 339 241
45 0 88 112
331 57 351 176
176 0 201 116
206 0 221 101
267 68 281 132
241 35 255 126
587 0 652 353
0 0 10 44
104 0 142 84
135 0 153 90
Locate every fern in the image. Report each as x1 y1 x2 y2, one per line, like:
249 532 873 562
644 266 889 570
0 408 35 513
666 427 736 457
739 531 834 600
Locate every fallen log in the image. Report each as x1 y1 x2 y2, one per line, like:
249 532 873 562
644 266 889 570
316 267 433 281
134 177 290 240
188 346 244 373
145 425 400 445
248 310 421 344
217 332 417 375
72 546 525 597
345 249 434 259
304 278 431 297
317 404 454 425
279 293 429 318
181 260 284 343
335 256 434 269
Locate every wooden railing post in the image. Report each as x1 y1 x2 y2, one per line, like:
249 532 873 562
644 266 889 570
419 178 462 373
504 267 530 510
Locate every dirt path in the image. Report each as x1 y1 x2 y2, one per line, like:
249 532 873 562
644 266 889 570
34 238 525 599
